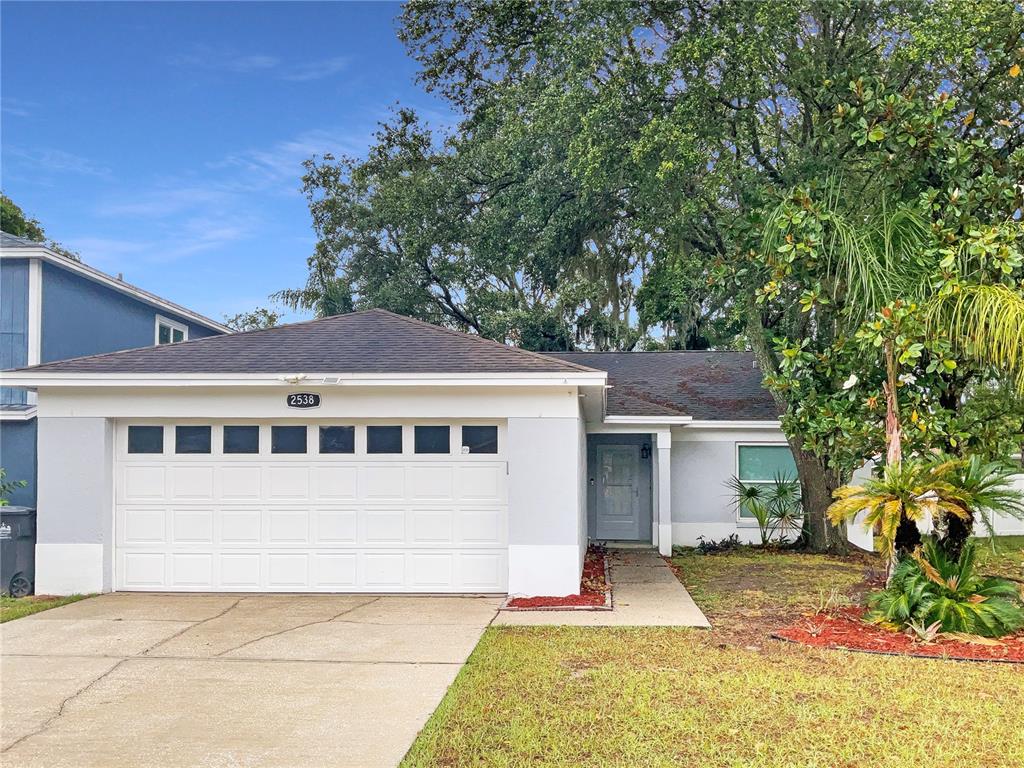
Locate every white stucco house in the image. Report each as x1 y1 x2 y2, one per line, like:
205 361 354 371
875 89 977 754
2 309 800 597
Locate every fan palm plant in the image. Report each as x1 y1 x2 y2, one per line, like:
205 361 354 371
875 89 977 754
726 472 803 546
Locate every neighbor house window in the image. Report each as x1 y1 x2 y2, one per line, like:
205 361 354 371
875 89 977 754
414 425 450 454
271 426 307 454
367 426 402 454
223 426 259 454
128 425 163 454
736 444 798 519
175 426 211 454
461 425 498 454
320 426 355 454
155 315 188 345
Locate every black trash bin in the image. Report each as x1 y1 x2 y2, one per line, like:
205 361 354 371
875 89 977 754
0 506 36 597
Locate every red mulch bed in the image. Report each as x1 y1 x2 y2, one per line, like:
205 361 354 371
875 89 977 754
503 546 610 610
774 607 1024 663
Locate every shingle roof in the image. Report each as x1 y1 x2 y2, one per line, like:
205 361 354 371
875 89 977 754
546 351 779 421
15 309 601 375
0 231 42 248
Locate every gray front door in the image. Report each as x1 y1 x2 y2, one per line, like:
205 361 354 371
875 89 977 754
595 444 642 540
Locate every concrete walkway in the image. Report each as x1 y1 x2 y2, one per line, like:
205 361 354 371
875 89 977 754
0 593 502 768
494 549 710 627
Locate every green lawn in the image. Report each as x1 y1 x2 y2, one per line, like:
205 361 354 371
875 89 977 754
977 535 1024 581
403 545 1024 768
0 594 91 623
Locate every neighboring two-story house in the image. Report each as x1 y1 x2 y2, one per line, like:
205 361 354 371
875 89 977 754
0 231 230 508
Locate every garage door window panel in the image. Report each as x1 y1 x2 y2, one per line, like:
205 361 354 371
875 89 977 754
367 425 402 454
223 425 259 454
128 425 164 454
272 426 307 454
175 426 211 454
462 425 498 454
414 425 450 454
320 426 355 454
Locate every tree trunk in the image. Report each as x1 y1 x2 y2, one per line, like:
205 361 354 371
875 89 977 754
790 438 849 553
937 510 973 561
743 297 848 554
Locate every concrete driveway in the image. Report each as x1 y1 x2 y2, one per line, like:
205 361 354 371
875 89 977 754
0 593 501 768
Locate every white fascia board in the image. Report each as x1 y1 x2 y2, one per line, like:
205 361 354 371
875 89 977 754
0 407 37 421
0 245 231 334
1 371 608 389
683 419 782 429
603 415 693 425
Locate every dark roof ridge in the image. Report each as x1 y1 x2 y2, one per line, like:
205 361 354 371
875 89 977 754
373 310 602 373
550 349 751 354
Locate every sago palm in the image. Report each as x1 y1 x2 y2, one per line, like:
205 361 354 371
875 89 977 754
827 460 969 577
869 539 1024 638
929 455 1024 559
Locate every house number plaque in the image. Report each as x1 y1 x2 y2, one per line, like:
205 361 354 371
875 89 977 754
286 392 321 409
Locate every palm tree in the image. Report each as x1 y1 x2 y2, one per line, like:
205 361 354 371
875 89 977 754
827 460 969 579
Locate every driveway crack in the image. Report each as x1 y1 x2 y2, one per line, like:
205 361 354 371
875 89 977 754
213 596 383 657
1 657 129 754
141 596 247 656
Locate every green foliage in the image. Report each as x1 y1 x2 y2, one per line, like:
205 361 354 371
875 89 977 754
1 193 45 241
726 473 803 546
929 455 1024 558
0 192 80 261
869 539 1024 638
223 307 282 332
0 468 27 506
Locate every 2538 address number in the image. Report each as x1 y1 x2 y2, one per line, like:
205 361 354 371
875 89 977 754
286 392 321 409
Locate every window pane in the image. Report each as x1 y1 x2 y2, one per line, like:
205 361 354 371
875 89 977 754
224 426 259 454
367 426 402 454
157 324 171 345
738 445 797 482
271 426 307 454
320 426 355 454
172 328 185 343
128 425 163 454
415 425 450 454
175 426 211 454
462 425 498 454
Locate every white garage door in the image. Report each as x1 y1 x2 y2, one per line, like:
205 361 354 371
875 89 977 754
114 421 508 592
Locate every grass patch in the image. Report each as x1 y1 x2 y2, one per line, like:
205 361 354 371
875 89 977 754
0 594 91 623
977 535 1024 581
404 545 1024 767
404 627 1024 768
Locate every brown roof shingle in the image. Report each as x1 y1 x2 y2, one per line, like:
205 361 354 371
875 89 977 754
546 351 780 421
16 309 600 375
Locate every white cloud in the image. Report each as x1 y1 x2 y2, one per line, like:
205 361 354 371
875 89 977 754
169 46 280 73
2 98 36 118
5 145 112 178
169 46 350 82
280 57 350 82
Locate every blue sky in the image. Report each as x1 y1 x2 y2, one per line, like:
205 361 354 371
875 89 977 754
1 1 453 323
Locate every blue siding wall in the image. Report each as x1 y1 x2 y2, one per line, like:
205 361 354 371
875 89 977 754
0 420 37 507
40 262 220 363
0 259 29 404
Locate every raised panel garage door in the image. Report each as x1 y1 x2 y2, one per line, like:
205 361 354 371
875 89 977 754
114 423 508 592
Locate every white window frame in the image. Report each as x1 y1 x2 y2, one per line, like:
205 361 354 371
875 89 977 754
155 314 188 345
734 442 798 524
